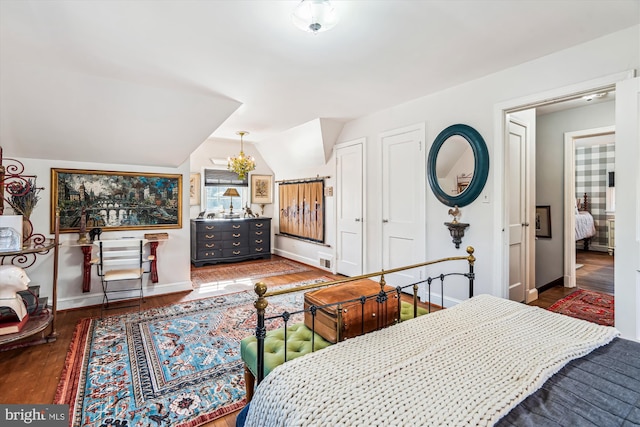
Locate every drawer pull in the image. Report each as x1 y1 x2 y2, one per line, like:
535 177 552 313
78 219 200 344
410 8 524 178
255 231 263 236
205 226 215 230
255 239 263 244
233 233 241 238
233 250 241 255
232 225 241 229
205 243 215 248
205 234 215 239
233 242 241 247
256 223 264 228
255 248 263 252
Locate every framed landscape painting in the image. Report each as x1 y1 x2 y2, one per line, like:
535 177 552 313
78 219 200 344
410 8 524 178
51 168 182 233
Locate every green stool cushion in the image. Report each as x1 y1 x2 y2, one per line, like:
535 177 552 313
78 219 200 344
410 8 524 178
241 322 332 378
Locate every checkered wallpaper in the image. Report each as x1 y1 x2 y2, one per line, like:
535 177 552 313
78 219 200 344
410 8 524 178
575 143 615 248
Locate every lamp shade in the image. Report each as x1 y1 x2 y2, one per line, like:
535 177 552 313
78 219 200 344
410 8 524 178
223 188 240 197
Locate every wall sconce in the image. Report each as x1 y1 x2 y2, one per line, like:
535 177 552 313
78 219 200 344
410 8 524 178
444 206 469 249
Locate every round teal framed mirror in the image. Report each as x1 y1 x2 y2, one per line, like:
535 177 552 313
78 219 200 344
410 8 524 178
427 124 489 207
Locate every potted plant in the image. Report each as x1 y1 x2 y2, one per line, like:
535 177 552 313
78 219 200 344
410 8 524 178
6 179 42 247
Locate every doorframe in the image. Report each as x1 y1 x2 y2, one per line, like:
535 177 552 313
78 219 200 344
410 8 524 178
334 137 367 275
563 126 616 289
492 70 634 298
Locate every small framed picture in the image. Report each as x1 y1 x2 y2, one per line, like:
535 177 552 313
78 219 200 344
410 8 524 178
535 205 551 238
189 173 201 206
250 174 273 204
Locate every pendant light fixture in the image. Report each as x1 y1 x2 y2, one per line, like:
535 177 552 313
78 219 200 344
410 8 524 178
291 0 339 34
227 131 256 180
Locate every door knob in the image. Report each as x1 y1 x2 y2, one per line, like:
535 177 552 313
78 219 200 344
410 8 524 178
382 219 389 223
522 222 529 226
355 218 361 222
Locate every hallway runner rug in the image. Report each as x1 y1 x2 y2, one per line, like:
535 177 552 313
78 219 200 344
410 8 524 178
191 258 312 288
547 289 614 326
54 277 330 427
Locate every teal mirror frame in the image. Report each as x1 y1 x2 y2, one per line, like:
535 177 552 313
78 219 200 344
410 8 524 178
427 124 489 207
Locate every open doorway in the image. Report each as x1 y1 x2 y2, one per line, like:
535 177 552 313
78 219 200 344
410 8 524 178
562 126 615 294
498 74 624 307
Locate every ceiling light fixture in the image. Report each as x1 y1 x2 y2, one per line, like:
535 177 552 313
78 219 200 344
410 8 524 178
292 0 339 34
227 131 255 180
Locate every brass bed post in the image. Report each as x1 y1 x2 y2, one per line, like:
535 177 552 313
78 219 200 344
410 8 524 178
254 282 268 385
466 246 475 298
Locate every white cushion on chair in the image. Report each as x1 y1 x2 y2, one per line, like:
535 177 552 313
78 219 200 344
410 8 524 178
104 268 144 281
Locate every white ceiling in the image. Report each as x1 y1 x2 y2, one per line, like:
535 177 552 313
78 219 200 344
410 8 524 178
1 0 638 167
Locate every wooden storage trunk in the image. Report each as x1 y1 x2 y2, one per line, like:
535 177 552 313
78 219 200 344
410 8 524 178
304 280 399 343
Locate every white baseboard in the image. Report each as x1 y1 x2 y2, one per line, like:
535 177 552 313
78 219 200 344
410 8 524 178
272 248 334 274
57 280 193 310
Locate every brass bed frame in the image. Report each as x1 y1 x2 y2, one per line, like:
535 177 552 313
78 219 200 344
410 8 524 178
250 246 476 385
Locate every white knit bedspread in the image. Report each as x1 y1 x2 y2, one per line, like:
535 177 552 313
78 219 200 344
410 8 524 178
244 294 619 427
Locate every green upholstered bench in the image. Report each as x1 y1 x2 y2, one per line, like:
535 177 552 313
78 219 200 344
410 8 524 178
241 301 429 401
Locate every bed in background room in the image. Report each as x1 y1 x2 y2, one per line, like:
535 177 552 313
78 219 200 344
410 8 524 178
576 192 596 250
237 248 640 427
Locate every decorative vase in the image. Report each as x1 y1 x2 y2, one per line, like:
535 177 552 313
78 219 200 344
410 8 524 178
22 217 33 249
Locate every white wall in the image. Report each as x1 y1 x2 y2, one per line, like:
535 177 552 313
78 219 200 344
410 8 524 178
535 101 615 287
329 25 638 301
10 157 192 310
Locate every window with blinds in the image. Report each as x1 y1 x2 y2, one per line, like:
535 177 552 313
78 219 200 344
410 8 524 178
203 169 248 213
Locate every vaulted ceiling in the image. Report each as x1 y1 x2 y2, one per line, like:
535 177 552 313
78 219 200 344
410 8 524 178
1 1 638 167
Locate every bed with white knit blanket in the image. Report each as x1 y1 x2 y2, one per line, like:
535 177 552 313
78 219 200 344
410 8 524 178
239 295 640 427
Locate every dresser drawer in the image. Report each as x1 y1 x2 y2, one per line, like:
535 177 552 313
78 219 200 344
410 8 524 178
197 231 222 241
250 220 269 231
198 240 221 250
222 231 246 240
223 240 246 249
250 237 267 247
196 222 225 232
250 245 270 255
251 229 267 239
196 220 247 231
222 247 250 258
197 249 223 259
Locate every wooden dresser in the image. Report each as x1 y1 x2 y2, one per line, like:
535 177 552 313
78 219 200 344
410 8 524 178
190 218 271 267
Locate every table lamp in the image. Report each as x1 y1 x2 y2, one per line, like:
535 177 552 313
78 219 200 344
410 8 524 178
223 188 240 216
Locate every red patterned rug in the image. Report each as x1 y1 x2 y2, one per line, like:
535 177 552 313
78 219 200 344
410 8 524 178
547 289 614 326
191 258 312 289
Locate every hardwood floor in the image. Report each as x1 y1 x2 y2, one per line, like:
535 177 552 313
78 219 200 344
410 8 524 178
528 249 614 309
575 249 614 294
0 252 612 427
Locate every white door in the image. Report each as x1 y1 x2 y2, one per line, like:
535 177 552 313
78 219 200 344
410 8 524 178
614 76 640 339
507 117 531 302
381 124 426 288
336 139 364 276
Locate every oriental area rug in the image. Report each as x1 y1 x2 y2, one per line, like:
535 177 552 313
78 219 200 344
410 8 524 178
191 258 312 289
547 289 614 326
55 277 329 427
